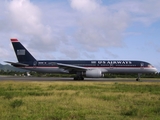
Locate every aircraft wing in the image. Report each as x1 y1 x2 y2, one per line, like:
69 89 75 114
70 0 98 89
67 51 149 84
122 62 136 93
5 61 29 67
57 63 88 72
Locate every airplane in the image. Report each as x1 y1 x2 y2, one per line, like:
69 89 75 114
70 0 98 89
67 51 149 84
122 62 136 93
6 39 157 81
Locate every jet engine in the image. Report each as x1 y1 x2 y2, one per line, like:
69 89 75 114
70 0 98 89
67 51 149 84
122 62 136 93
85 69 104 78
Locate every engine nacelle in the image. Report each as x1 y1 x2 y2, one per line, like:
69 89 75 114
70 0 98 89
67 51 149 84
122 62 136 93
85 69 104 78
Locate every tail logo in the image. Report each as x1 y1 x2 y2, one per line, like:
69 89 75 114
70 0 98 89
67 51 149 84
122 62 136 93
17 49 25 55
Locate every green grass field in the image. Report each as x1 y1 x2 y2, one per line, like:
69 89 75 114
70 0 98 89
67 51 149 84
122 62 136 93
0 81 160 120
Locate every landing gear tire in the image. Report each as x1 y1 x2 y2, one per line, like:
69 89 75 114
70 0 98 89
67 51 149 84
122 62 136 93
136 73 141 81
73 76 84 81
136 78 140 81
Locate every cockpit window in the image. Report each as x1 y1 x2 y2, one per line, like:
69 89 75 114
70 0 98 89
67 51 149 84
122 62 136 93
148 64 153 68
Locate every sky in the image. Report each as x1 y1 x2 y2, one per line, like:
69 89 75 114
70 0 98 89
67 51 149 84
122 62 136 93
0 0 160 71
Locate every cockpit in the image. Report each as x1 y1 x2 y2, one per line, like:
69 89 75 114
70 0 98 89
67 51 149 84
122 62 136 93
148 64 154 68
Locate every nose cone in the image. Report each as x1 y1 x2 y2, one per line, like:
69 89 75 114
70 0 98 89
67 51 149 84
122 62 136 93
153 67 158 73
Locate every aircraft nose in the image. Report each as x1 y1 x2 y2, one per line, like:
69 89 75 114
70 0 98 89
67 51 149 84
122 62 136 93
154 68 158 73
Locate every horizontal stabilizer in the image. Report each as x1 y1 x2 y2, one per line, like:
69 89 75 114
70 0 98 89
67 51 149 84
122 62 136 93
5 61 29 67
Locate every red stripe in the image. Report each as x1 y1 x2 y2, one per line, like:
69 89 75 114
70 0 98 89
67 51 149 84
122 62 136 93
11 39 18 42
17 66 151 68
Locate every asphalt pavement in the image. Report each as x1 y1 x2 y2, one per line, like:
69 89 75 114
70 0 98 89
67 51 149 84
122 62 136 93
0 76 160 82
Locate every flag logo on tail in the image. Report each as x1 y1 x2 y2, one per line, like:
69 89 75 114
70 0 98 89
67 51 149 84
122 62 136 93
17 49 25 55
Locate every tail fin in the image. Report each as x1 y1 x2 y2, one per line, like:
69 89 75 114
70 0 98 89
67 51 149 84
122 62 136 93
11 39 36 63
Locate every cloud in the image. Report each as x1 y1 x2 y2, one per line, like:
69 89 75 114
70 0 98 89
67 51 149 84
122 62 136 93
136 0 160 25
8 0 41 33
60 46 80 59
70 0 100 13
2 0 56 52
0 45 10 60
1 0 160 62
70 0 130 52
110 0 160 26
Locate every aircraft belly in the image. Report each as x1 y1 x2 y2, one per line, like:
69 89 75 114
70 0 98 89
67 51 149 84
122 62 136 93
107 67 156 73
107 68 138 73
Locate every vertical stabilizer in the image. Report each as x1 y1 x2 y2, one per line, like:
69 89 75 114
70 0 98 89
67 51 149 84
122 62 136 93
11 39 36 63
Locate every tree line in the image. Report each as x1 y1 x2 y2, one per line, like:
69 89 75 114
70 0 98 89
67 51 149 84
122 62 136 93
0 70 160 78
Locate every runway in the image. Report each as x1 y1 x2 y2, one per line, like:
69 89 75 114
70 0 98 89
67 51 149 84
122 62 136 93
0 76 160 82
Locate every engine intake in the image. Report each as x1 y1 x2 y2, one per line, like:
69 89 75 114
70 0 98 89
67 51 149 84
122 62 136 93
85 69 104 78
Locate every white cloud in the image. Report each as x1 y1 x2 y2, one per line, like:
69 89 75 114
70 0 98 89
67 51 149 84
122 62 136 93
70 0 130 51
8 0 41 33
4 0 57 52
137 0 160 25
0 0 160 62
0 45 9 59
60 46 80 59
110 0 160 26
70 0 100 13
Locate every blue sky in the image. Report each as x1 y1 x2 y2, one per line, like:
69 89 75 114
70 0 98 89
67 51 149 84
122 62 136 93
0 0 160 71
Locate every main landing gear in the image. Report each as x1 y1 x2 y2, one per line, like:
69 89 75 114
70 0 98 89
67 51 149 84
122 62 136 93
73 72 84 80
73 76 84 80
136 73 141 81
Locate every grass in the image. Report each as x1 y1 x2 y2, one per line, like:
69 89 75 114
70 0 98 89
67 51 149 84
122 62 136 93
0 81 159 120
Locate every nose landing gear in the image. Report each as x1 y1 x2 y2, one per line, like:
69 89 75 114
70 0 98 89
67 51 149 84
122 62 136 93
136 73 141 81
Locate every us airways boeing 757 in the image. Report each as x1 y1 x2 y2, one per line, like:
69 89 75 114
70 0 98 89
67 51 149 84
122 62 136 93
6 39 157 81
